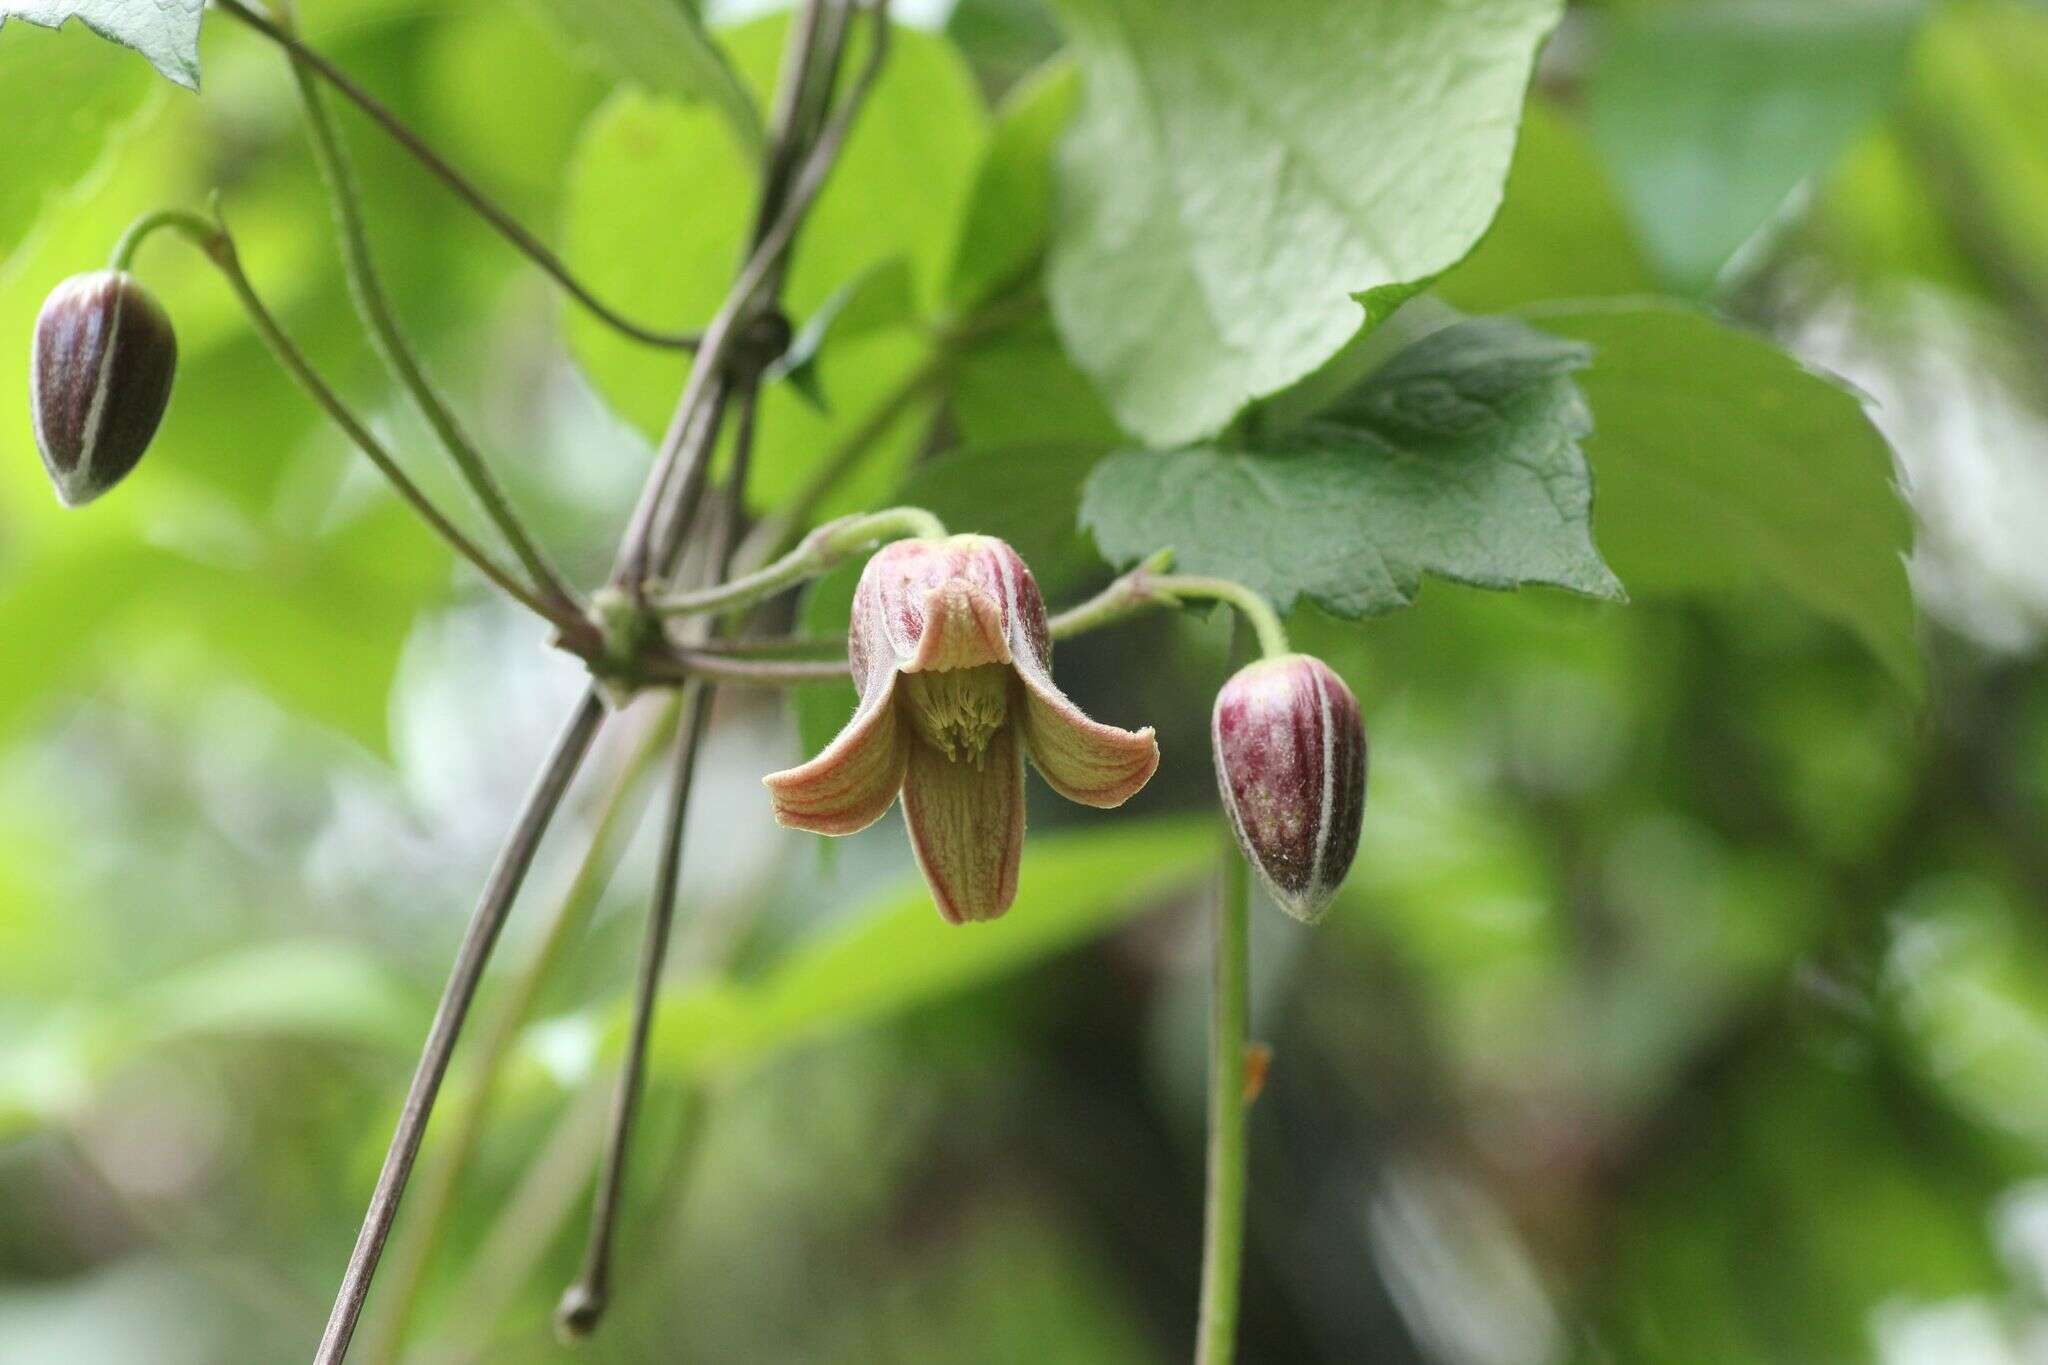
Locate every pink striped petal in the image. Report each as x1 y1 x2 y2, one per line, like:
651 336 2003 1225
902 725 1026 923
907 579 1010 672
1014 659 1159 808
763 679 909 836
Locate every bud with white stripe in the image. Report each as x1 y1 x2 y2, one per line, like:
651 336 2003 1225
1212 654 1366 922
30 271 178 508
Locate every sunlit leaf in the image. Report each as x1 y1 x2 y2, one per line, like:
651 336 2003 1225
0 0 203 88
1046 0 1563 445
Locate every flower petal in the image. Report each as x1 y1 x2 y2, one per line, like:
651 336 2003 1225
1014 665 1159 808
856 537 1018 675
908 580 1010 672
902 725 1025 924
763 680 908 836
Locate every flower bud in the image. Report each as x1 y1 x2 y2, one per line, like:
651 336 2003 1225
1212 654 1366 923
30 270 178 507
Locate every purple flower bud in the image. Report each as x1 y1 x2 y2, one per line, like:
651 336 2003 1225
30 271 178 507
1212 654 1366 922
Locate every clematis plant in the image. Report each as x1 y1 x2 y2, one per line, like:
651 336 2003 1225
764 534 1160 923
25 4 1369 1355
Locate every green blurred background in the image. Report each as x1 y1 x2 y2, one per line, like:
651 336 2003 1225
3 0 2048 1360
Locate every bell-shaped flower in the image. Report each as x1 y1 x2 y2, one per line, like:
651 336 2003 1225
765 535 1159 923
1212 654 1366 923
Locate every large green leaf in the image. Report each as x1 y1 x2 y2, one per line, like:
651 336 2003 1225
1081 317 1623 618
0 0 202 88
0 18 155 269
1530 300 1919 688
527 0 761 153
1587 0 1922 295
1045 0 1562 446
646 819 1213 1075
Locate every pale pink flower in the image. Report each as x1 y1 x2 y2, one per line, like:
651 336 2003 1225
765 535 1159 923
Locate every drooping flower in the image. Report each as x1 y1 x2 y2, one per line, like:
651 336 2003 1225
765 535 1159 923
30 271 178 507
1212 654 1366 922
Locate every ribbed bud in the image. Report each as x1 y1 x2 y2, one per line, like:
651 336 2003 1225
30 271 178 507
1212 654 1367 923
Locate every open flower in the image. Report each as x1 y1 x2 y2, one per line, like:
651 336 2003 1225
765 534 1159 923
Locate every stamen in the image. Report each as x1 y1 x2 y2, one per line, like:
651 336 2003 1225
902 664 1010 764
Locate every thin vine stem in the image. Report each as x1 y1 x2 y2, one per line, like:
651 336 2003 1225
562 383 762 1339
114 209 576 634
628 0 893 593
276 16 582 621
213 0 704 352
312 6 878 1355
1195 847 1253 1365
1046 555 1292 660
360 699 683 1365
652 505 945 616
315 690 608 1365
556 682 714 1338
605 0 843 594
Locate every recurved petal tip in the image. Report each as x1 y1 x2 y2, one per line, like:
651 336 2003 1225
908 579 1011 672
1016 667 1159 809
764 684 909 836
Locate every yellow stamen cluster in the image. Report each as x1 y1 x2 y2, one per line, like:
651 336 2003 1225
902 664 1010 766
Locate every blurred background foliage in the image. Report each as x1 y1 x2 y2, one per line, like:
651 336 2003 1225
0 0 2046 1360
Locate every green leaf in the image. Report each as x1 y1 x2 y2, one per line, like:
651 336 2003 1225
1046 0 1564 446
0 18 155 269
1437 98 1657 314
943 57 1077 314
1587 0 1922 295
0 0 202 88
646 819 1213 1076
1080 317 1623 618
527 0 762 153
1530 300 1919 689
